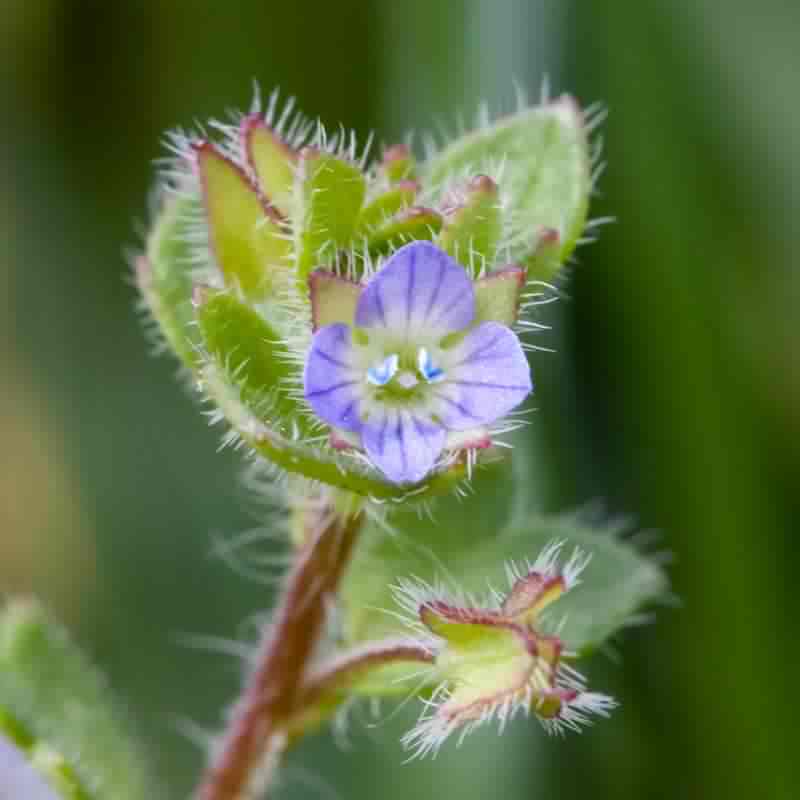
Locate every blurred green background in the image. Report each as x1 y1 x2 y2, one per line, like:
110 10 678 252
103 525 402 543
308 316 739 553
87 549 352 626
2 1 798 798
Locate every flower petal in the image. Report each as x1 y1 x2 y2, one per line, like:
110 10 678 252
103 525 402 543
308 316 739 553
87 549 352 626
432 322 532 430
303 323 363 431
362 407 446 484
355 241 474 338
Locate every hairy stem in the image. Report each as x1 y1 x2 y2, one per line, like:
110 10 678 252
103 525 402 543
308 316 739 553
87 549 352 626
298 638 434 708
195 505 363 800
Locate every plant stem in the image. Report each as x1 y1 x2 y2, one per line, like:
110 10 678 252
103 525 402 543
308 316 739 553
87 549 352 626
297 638 434 710
195 505 363 800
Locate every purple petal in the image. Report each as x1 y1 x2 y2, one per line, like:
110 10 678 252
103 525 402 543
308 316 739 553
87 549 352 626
431 322 532 430
0 736 60 800
362 407 446 484
303 323 363 432
355 241 474 337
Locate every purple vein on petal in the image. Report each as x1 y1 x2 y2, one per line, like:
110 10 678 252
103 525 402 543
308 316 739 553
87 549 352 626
304 322 364 431
423 256 447 322
362 407 446 484
430 391 481 423
305 380 358 399
397 415 408 475
377 413 389 456
428 282 472 330
313 349 352 370
447 380 531 391
355 242 474 336
450 330 506 368
405 245 416 328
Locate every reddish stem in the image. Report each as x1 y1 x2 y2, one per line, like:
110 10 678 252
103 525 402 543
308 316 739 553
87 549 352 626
298 638 434 710
195 508 362 800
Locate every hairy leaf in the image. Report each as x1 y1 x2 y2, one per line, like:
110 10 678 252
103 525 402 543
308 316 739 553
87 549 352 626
425 97 592 277
0 600 160 800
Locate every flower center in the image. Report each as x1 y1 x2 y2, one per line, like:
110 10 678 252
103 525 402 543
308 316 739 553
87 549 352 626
365 347 445 400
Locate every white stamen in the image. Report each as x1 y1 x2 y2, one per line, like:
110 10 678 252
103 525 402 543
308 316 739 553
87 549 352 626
395 370 418 390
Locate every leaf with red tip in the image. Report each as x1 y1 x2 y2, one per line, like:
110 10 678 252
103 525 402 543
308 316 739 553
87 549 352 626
420 601 508 642
503 573 566 622
342 490 669 674
355 181 419 236
473 266 525 325
196 143 291 301
366 206 443 255
437 174 502 268
381 144 416 183
241 115 296 217
309 270 361 331
526 226 562 282
535 688 576 719
425 97 591 271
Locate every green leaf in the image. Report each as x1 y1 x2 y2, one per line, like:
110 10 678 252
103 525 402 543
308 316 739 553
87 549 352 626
340 459 667 694
294 149 366 288
437 174 503 268
139 192 201 370
309 270 361 330
380 144 417 183
425 97 592 273
341 455 519 646
0 599 161 800
241 115 296 218
366 206 443 255
195 289 305 436
197 142 292 301
525 226 562 283
473 266 525 325
355 181 418 237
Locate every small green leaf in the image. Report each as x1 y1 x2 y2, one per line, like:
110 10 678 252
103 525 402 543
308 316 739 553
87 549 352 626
355 181 418 237
294 148 366 287
195 289 304 435
437 174 503 268
526 227 563 283
309 270 361 330
241 115 296 218
425 97 591 270
0 599 160 800
197 142 292 301
340 462 667 695
140 192 201 369
380 144 417 183
473 266 525 325
341 456 519 647
366 206 443 255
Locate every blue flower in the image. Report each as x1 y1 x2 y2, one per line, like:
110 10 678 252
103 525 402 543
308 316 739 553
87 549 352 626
303 241 532 484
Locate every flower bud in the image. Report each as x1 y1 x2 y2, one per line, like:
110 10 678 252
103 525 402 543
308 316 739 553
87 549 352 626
393 541 616 756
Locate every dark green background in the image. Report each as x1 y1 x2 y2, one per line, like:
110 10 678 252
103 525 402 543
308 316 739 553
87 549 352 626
2 1 797 797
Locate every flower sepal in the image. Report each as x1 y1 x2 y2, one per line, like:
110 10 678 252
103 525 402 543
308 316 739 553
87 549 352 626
240 114 297 218
294 147 367 287
195 141 292 302
393 542 617 757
